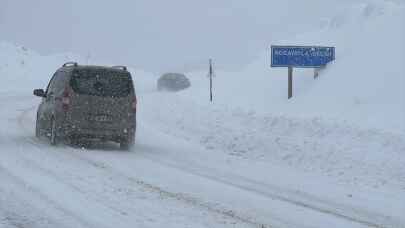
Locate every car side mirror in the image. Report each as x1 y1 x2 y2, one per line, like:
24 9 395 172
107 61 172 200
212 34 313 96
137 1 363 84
33 89 46 97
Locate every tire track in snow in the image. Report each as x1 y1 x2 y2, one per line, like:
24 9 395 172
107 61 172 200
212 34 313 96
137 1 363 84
0 165 100 228
1 103 108 228
18 136 267 228
15 100 394 228
16 104 271 228
140 153 399 228
10 106 145 228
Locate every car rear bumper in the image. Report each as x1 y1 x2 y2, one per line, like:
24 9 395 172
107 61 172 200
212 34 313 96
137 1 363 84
59 122 136 142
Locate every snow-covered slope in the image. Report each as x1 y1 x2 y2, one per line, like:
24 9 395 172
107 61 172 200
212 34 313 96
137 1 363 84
0 42 86 93
133 2 405 226
181 1 405 133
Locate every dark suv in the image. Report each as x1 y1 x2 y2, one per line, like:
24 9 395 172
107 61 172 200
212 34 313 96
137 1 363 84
33 62 137 150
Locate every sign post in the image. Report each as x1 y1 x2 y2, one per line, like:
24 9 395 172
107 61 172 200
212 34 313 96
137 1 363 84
208 59 214 102
314 65 326 79
314 68 319 79
288 66 293 99
271 45 335 99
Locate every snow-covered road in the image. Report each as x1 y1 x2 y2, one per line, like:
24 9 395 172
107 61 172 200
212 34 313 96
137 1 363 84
1 92 403 228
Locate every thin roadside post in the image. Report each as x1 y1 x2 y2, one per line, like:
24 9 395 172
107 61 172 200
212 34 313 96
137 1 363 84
314 65 326 79
209 59 213 102
288 66 293 99
314 68 319 79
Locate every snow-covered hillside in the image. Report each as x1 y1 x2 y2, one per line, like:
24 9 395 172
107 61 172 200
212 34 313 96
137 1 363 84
135 2 405 226
0 42 87 93
180 1 405 133
0 1 404 228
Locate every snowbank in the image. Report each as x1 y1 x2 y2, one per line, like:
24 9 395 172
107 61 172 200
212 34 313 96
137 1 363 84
181 1 405 133
0 41 87 93
135 2 405 221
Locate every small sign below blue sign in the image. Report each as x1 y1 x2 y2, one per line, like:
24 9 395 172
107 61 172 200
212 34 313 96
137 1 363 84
271 45 335 68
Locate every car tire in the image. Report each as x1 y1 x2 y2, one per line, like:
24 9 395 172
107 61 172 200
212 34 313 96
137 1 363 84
35 119 41 138
50 118 59 146
120 136 134 150
119 141 129 150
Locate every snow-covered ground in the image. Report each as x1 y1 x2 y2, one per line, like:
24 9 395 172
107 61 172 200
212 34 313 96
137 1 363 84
1 1 404 228
184 1 405 133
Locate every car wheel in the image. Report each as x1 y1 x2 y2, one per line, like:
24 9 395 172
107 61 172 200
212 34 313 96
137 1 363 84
50 118 59 145
119 141 129 150
119 136 134 150
35 118 41 138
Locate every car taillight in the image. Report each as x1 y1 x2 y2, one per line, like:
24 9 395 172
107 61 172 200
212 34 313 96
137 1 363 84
62 89 70 111
132 97 137 112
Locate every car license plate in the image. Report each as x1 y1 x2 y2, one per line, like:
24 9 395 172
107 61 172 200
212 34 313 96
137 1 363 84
89 115 111 122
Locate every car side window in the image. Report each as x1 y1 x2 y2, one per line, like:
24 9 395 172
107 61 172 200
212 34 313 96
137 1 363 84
46 72 58 95
46 71 67 95
55 71 67 92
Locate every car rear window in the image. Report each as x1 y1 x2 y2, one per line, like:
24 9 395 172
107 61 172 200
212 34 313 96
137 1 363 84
70 69 133 97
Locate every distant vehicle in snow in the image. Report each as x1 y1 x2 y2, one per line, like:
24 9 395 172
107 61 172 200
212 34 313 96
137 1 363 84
157 73 190 92
33 62 137 150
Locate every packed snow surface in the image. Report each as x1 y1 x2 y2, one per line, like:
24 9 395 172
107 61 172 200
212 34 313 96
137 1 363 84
0 1 404 228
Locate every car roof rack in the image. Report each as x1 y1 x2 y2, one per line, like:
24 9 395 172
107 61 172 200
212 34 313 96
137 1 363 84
62 62 78 67
111 65 127 71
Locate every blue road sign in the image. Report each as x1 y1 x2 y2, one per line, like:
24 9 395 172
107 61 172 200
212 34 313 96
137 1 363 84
271 45 335 68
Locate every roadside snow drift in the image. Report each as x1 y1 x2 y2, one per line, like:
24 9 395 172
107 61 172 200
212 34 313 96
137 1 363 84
182 1 405 132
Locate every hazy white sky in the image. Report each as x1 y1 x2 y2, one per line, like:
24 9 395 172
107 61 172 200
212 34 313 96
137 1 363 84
1 0 352 72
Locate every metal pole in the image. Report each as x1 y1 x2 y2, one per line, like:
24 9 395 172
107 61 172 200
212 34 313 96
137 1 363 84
209 59 213 102
288 66 293 99
314 68 319 79
314 65 325 79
